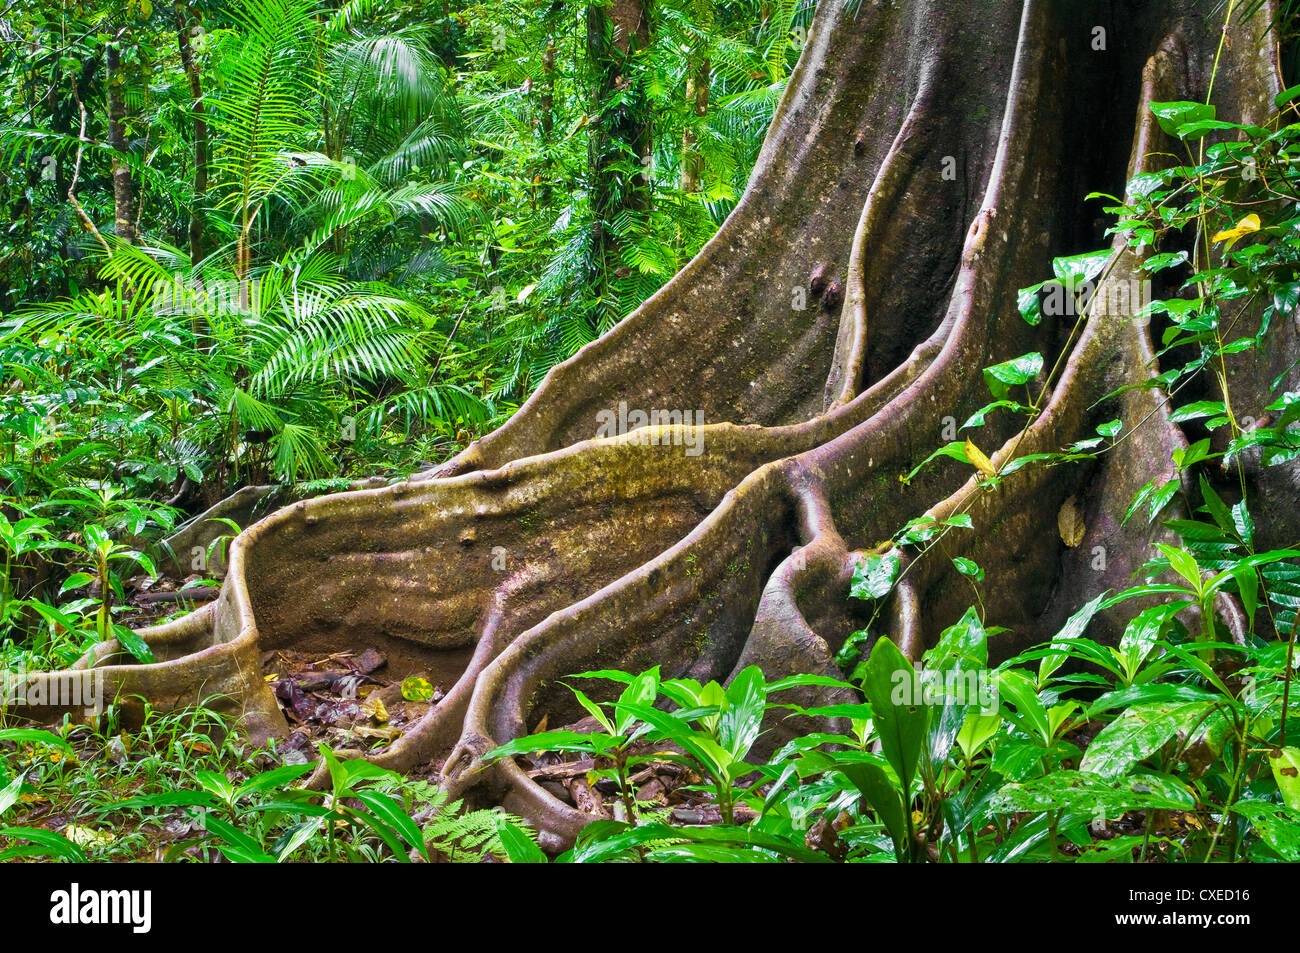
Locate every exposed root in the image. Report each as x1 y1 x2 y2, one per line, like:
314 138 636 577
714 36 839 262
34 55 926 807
16 0 1289 845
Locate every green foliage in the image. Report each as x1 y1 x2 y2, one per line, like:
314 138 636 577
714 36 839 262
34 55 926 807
0 704 529 862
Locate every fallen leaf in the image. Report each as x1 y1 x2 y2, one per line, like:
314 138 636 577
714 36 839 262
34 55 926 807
350 724 403 742
64 825 114 848
361 695 389 723
401 676 435 702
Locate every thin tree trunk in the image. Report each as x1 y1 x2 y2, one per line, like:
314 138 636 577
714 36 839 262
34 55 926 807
106 36 137 245
587 0 652 295
174 3 208 265
540 38 556 140
680 55 708 193
537 37 556 208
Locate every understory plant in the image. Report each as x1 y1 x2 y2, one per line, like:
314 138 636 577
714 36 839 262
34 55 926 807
0 704 533 863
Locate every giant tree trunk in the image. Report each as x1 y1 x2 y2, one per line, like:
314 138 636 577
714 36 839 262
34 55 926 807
28 0 1291 843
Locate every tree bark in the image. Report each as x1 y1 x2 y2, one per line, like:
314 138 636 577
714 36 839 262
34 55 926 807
680 55 708 193
27 0 1291 845
587 0 653 294
106 36 137 245
174 3 209 266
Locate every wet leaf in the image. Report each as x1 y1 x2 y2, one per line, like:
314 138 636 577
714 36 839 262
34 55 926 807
1268 747 1300 812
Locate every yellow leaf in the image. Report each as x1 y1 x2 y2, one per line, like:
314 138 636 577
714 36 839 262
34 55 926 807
1211 213 1261 251
401 676 435 702
1057 496 1086 547
361 694 389 723
964 439 997 479
64 825 114 848
351 724 402 742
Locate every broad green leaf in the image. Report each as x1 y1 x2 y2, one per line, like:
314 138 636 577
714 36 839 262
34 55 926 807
983 352 1043 400
1149 100 1215 137
0 728 72 753
1170 400 1226 424
201 814 274 863
617 701 732 782
1038 591 1108 687
924 608 990 765
850 550 900 601
274 819 322 862
1232 565 1258 630
614 668 659 735
484 730 621 761
1117 604 1178 678
568 670 635 684
355 790 428 859
1079 702 1218 777
0 776 22 817
837 760 908 860
1051 249 1110 285
58 572 95 593
1268 747 1300 812
196 769 236 804
997 670 1050 745
956 711 1002 762
962 400 1031 429
992 769 1196 814
568 820 830 864
1087 682 1222 717
1231 800 1300 861
235 763 314 798
568 686 615 735
1155 543 1201 593
862 638 928 791
0 826 87 862
497 819 548 863
719 666 766 761
1198 473 1236 536
109 624 155 664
